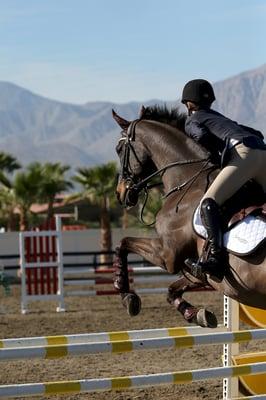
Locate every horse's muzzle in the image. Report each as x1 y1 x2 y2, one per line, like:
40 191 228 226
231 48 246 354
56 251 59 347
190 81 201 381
116 178 139 209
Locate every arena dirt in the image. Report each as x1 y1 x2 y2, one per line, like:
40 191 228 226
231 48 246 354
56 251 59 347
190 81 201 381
0 285 264 400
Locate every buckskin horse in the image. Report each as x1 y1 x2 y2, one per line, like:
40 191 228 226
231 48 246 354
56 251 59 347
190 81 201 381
112 105 266 328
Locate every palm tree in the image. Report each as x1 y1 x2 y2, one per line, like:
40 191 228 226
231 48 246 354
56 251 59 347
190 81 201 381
72 161 118 266
0 152 21 230
0 188 17 231
11 167 42 231
0 152 21 171
0 152 21 187
0 166 41 231
32 162 73 222
0 161 73 231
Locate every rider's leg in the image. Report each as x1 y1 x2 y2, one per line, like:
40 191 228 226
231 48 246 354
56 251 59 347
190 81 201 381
203 144 266 205
185 198 225 280
186 143 265 280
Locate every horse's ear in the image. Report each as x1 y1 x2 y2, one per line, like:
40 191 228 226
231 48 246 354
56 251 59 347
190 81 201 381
112 109 130 130
139 105 146 119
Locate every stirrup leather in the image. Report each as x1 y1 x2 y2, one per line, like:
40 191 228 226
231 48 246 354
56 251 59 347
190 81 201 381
185 258 205 279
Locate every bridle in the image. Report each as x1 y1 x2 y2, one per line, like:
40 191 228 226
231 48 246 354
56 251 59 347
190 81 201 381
117 120 216 223
118 119 142 185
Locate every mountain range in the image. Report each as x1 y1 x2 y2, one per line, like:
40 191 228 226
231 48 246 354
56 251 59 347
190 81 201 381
0 64 265 168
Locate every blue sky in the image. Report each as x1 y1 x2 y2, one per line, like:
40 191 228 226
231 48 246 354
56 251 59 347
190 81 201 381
0 0 265 104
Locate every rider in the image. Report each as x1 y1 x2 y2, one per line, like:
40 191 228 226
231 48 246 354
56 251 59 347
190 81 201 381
181 79 266 280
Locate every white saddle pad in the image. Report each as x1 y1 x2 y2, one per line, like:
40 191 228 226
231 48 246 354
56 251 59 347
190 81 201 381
193 206 266 255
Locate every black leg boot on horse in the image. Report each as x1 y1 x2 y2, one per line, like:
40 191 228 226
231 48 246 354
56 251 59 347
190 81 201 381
185 198 226 281
113 246 142 316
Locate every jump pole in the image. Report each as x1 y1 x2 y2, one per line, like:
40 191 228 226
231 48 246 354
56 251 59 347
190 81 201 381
0 325 226 348
1 328 266 361
64 266 168 274
1 362 266 398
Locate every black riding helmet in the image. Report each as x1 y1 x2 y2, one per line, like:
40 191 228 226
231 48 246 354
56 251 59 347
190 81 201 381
181 79 215 106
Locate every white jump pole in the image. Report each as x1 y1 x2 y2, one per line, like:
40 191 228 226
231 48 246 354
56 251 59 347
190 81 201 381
223 295 240 399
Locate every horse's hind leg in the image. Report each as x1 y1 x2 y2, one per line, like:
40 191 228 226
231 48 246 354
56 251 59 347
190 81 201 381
113 236 165 316
167 276 218 328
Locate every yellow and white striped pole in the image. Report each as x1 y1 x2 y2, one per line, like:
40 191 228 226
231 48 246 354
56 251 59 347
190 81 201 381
1 362 266 398
0 328 266 361
0 325 226 348
234 397 266 400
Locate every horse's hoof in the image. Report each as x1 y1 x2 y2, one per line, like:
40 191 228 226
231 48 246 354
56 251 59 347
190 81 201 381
196 308 218 328
121 293 141 316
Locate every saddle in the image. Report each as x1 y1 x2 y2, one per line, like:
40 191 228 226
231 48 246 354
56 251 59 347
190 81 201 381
228 204 266 226
193 180 266 256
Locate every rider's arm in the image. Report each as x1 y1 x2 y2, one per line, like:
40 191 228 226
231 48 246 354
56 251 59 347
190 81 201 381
184 119 209 144
185 118 222 165
238 124 264 139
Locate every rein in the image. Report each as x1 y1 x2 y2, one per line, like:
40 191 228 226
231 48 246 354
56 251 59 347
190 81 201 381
118 120 217 225
138 159 214 226
133 158 211 193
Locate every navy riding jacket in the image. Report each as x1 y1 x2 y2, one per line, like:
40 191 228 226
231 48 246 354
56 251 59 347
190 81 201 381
185 108 266 166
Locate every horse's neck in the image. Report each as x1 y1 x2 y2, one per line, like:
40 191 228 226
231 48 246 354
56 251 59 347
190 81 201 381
141 120 207 193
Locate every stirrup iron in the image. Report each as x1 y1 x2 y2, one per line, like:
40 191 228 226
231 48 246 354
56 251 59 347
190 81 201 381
185 258 205 279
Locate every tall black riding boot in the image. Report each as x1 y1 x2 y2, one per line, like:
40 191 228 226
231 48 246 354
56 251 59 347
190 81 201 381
185 198 225 281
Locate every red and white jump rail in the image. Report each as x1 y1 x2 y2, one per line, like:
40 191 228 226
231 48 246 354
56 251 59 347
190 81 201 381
63 274 174 296
64 266 168 275
20 216 65 314
65 287 169 297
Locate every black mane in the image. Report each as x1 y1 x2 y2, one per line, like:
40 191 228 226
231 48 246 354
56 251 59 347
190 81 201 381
140 104 186 132
140 104 208 159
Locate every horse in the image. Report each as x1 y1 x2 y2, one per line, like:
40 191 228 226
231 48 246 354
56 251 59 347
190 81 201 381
112 105 266 328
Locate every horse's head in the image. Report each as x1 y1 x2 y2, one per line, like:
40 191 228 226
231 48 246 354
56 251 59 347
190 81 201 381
112 108 156 208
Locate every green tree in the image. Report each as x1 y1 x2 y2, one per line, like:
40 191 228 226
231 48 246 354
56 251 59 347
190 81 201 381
0 152 21 187
0 161 73 231
72 161 117 266
0 166 40 231
32 162 73 222
0 152 21 230
0 188 17 231
11 166 42 231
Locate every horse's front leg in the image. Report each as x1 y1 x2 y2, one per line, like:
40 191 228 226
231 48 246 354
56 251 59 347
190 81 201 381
167 276 218 328
113 236 165 316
